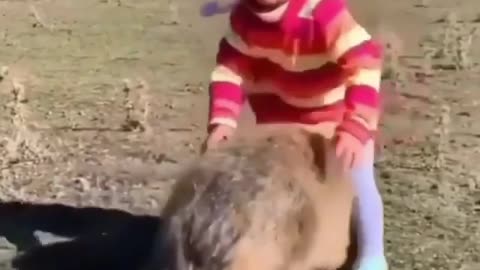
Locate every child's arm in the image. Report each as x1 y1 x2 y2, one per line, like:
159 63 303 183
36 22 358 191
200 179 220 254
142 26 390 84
314 0 383 144
208 24 253 132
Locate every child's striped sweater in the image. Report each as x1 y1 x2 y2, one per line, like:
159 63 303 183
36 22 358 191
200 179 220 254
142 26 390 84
208 0 383 144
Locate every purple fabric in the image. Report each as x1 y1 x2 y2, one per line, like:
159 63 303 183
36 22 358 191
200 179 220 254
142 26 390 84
200 1 237 17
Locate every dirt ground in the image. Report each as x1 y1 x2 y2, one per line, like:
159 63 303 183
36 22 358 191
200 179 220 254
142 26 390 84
0 0 478 269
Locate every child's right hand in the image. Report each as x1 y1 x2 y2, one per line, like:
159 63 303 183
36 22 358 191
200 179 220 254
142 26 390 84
201 124 236 154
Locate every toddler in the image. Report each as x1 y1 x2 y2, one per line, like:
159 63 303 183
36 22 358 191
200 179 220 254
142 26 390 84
201 0 387 270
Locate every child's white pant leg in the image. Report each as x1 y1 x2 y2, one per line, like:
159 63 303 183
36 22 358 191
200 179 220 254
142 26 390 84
351 140 388 270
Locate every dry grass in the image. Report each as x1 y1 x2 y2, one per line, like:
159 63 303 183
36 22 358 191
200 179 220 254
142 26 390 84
29 5 54 31
433 104 450 172
167 0 180 25
421 11 479 72
381 33 407 87
120 78 152 135
0 0 198 216
0 68 173 212
415 0 431 8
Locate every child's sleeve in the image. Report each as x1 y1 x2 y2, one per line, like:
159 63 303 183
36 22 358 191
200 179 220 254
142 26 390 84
314 0 383 144
208 21 253 131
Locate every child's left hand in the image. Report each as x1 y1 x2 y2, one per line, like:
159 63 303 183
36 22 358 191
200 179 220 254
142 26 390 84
335 131 365 172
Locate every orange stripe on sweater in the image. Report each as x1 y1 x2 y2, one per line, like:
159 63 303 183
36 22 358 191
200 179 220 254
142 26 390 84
324 9 357 52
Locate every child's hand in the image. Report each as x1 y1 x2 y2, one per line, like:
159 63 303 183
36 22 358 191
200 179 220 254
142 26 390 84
201 124 236 154
334 131 365 172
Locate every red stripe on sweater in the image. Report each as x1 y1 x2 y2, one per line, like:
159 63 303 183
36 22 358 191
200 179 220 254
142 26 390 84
217 38 253 76
210 82 245 105
313 0 346 28
252 60 348 97
345 85 380 108
249 93 345 124
337 40 383 70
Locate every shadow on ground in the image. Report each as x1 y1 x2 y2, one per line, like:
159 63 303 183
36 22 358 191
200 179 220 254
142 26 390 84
1 201 358 270
0 201 162 270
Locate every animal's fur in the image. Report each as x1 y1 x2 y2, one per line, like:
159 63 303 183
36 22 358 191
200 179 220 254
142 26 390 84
143 126 357 270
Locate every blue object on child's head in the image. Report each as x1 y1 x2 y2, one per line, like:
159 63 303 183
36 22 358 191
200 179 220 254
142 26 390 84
201 1 220 17
200 0 237 17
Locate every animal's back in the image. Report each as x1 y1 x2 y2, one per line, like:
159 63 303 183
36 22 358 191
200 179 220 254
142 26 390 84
147 127 354 270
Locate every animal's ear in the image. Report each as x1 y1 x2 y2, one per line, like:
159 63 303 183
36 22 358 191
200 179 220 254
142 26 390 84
306 132 327 178
161 175 196 218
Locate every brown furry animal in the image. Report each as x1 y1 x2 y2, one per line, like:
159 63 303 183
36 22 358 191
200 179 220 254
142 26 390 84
143 126 357 270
